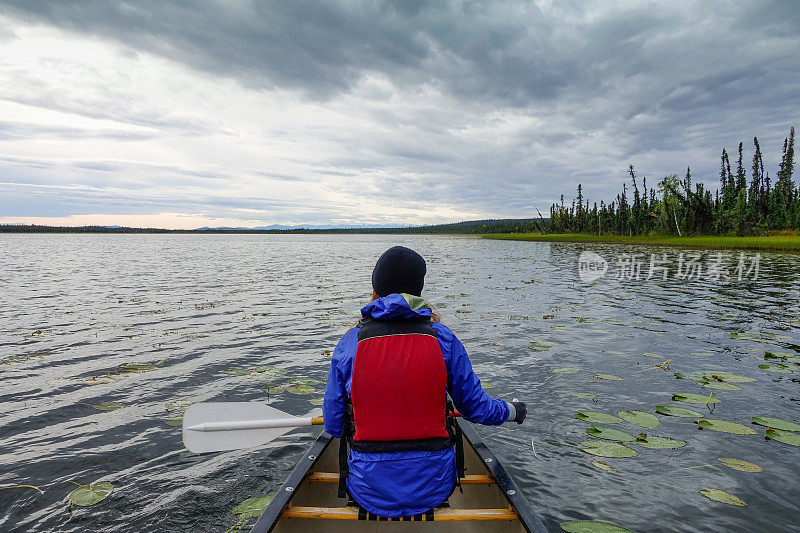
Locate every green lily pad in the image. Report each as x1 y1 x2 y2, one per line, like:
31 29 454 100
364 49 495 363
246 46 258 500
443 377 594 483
765 428 800 447
634 434 686 449
89 402 124 411
165 400 192 411
164 415 183 426
699 381 743 391
529 341 557 351
695 419 756 435
253 366 286 375
579 440 637 458
618 410 660 428
655 405 702 418
223 368 252 376
573 393 597 400
699 488 746 506
585 425 635 442
676 370 755 383
68 482 113 506
752 417 800 432
285 384 314 395
233 494 274 519
718 457 762 472
310 398 324 406
593 373 623 381
575 411 622 424
117 361 162 373
591 461 615 472
561 521 634 532
481 382 494 390
552 367 580 374
757 364 793 374
672 393 720 405
641 352 662 358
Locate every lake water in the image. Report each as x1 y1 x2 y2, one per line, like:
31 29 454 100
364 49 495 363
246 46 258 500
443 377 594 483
1 234 799 532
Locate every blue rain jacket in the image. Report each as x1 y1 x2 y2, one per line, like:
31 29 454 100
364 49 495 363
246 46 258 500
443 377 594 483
323 293 509 518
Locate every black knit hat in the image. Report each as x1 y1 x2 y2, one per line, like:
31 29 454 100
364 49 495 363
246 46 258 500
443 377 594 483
371 246 426 297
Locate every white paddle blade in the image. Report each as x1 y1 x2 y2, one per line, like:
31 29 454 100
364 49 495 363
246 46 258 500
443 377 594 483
182 402 297 454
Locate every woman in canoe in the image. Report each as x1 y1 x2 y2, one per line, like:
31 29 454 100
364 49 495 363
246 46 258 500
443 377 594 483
323 245 526 519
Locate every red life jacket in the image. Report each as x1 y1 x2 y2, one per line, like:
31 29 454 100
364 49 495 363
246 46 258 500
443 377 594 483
349 316 450 449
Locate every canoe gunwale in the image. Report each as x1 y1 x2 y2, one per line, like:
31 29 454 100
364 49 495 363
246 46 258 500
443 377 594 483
250 420 548 533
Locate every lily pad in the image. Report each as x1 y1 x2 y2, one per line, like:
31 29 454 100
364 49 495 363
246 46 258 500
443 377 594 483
529 341 557 351
223 368 252 376
117 361 163 373
552 367 580 374
757 364 792 374
751 417 800 432
233 494 274 519
700 381 743 391
675 370 755 383
591 461 615 472
690 352 713 357
699 488 746 506
68 482 113 506
655 405 702 418
718 457 762 472
285 383 314 395
765 428 800 447
293 377 320 385
585 425 635 442
164 415 183 426
618 410 660 428
579 440 637 458
310 398 324 406
634 434 686 449
573 393 597 400
88 402 124 411
561 521 634 532
672 393 720 405
165 400 192 411
575 411 622 424
593 373 623 381
641 352 662 358
695 419 756 435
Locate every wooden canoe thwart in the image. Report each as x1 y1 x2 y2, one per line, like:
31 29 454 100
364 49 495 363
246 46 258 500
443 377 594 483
250 420 548 532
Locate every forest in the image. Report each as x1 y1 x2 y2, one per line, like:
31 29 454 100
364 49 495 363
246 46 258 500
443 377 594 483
549 126 797 236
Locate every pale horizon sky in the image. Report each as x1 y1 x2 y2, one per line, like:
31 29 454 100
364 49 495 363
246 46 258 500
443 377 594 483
1 1 798 229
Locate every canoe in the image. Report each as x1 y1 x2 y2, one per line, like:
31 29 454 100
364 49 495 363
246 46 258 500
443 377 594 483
250 419 548 532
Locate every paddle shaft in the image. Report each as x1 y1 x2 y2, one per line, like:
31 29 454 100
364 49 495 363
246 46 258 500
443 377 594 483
186 416 323 432
185 411 461 433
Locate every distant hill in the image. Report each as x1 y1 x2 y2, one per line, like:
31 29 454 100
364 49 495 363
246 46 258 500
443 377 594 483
0 218 548 234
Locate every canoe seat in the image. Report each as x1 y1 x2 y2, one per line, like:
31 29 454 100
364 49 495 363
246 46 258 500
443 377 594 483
282 505 518 521
306 472 496 485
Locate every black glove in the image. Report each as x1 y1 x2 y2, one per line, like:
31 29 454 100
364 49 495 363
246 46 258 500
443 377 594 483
511 400 527 424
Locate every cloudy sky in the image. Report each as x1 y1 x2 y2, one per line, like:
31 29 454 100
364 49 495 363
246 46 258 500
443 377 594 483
1 1 798 229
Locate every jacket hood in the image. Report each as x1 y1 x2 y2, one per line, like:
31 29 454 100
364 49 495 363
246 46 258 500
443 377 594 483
361 293 433 320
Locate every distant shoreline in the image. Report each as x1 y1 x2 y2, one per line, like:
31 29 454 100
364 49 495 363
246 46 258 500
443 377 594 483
0 218 543 235
482 233 800 252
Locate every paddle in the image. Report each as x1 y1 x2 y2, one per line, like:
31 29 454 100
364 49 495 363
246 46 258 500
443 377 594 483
182 402 465 454
182 402 323 453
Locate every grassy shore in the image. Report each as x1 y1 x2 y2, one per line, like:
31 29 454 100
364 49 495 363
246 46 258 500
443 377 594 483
483 233 800 252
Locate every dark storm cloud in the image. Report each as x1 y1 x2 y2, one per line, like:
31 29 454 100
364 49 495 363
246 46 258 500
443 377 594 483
2 0 799 223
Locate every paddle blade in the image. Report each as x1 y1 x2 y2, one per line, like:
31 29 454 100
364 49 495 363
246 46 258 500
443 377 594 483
182 402 296 453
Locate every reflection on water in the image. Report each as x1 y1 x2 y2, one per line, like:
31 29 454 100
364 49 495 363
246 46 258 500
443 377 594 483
1 234 799 532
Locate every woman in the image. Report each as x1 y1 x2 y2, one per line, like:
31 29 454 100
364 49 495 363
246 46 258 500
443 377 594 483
323 246 526 518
